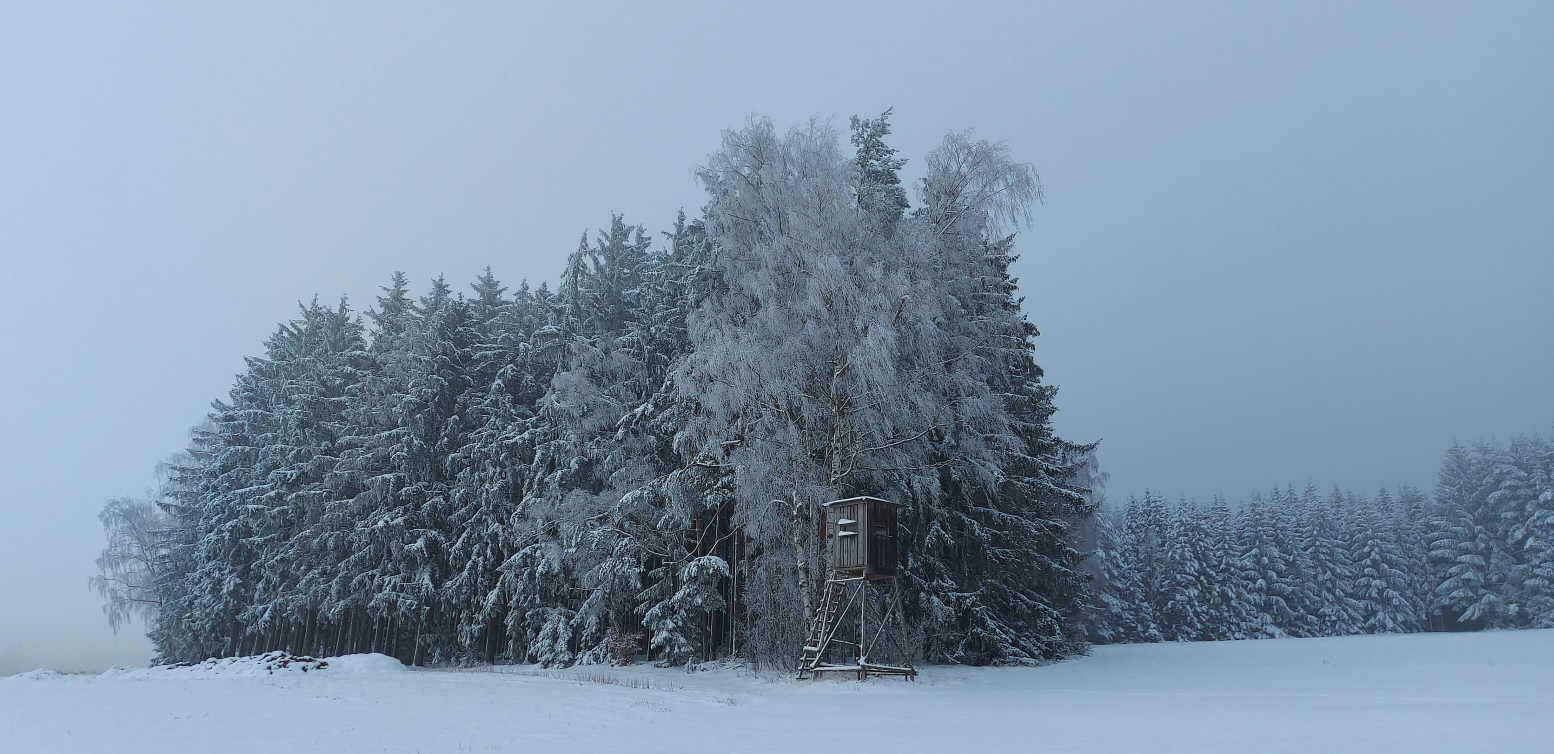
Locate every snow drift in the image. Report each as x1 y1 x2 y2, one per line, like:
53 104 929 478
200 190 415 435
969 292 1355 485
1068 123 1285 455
93 652 405 680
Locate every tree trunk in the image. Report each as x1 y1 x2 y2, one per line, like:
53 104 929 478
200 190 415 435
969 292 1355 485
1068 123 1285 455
792 499 814 632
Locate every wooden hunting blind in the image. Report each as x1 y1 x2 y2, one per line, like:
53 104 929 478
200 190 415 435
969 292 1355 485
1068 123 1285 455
800 496 915 681
823 496 899 577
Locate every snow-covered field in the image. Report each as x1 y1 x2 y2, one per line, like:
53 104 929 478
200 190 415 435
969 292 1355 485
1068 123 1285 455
4 630 1551 753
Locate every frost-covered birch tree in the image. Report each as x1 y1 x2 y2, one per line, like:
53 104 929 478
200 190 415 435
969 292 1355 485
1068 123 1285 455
674 115 1092 665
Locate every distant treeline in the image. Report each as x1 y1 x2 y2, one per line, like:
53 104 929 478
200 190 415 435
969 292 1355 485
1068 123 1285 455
93 112 1098 669
1089 435 1554 643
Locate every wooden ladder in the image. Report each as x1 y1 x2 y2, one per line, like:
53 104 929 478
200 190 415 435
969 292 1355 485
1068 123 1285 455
796 578 854 679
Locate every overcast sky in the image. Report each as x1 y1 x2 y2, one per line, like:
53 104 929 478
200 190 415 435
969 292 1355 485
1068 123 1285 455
2 1 1549 674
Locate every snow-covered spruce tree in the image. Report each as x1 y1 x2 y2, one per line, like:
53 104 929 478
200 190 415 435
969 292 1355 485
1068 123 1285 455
1157 499 1209 641
1428 442 1511 628
1087 502 1161 643
506 220 649 664
442 275 562 663
1513 435 1554 627
1199 494 1255 640
1301 487 1361 636
674 115 1092 667
1349 488 1418 633
505 215 726 666
597 216 731 667
1488 434 1553 627
1085 510 1137 643
1393 483 1438 630
1236 492 1293 638
850 108 910 222
441 270 552 663
329 276 480 661
903 155 1096 665
1255 486 1317 638
155 299 369 660
1120 492 1169 630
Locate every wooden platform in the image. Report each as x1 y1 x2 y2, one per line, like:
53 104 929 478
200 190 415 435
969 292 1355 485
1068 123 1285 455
809 662 918 681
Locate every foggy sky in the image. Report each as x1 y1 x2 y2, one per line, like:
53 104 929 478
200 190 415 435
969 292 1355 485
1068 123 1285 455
2 1 1550 675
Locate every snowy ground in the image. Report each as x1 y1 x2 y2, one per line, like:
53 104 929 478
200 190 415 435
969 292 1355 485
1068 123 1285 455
4 630 1551 753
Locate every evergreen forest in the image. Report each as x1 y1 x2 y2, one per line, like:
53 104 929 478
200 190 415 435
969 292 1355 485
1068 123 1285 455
93 112 1554 670
1089 436 1554 643
94 112 1099 668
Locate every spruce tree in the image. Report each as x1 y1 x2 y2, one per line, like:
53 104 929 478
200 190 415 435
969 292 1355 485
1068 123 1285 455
1517 435 1554 627
1158 499 1208 641
1090 507 1158 643
1273 486 1321 637
1200 495 1255 640
1349 489 1417 633
1430 443 1508 628
1393 483 1437 630
1293 487 1356 636
1237 493 1292 638
850 108 910 223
